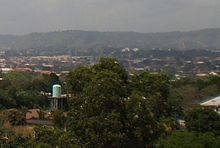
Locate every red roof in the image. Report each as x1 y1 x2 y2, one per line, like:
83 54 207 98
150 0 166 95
26 109 52 120
26 109 40 120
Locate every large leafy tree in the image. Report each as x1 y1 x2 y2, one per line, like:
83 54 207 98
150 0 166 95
68 71 128 147
67 58 173 147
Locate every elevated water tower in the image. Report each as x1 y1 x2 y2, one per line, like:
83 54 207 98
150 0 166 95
53 84 62 98
50 84 67 110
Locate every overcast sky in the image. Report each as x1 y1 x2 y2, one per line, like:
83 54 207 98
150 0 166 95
0 0 219 34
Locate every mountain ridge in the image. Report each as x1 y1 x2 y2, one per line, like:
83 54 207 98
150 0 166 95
0 28 220 50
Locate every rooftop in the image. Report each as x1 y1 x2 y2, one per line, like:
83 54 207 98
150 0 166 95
200 96 220 107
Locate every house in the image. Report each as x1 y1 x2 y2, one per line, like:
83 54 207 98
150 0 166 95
25 109 53 126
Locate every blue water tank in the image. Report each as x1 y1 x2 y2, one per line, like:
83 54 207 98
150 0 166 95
52 84 61 98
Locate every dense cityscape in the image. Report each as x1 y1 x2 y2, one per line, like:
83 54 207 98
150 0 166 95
1 48 220 77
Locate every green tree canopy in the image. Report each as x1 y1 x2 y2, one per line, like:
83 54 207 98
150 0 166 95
67 66 93 95
92 57 128 82
66 58 174 147
185 108 220 135
7 109 26 126
67 71 128 147
157 131 220 148
129 72 173 119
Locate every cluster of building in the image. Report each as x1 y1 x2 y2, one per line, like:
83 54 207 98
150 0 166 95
0 51 93 75
118 49 220 78
1 48 220 78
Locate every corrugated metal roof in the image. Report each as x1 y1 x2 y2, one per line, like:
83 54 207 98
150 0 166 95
200 96 220 107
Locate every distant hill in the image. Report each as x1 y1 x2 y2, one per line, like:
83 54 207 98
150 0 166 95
0 28 220 50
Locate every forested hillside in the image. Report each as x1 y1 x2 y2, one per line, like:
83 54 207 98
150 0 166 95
0 28 220 50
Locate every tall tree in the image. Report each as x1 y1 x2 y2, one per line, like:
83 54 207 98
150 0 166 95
66 58 172 147
68 71 128 147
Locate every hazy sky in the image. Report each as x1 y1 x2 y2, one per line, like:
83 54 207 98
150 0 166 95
0 0 219 34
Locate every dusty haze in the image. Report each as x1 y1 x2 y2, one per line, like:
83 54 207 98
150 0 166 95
0 0 219 34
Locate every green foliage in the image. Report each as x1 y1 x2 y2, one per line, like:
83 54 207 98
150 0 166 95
92 57 128 82
68 70 129 147
125 91 162 147
66 58 174 147
7 109 25 126
36 110 46 120
199 85 219 99
173 76 220 110
67 66 93 95
67 57 128 96
52 110 66 128
130 72 174 119
84 71 127 114
29 126 70 147
185 108 220 135
8 135 30 148
15 91 49 108
31 73 60 93
35 143 51 148
31 77 50 92
0 129 18 147
130 72 170 98
157 131 220 148
32 126 60 146
3 71 33 91
0 71 55 109
167 88 183 118
0 89 16 108
209 75 220 88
